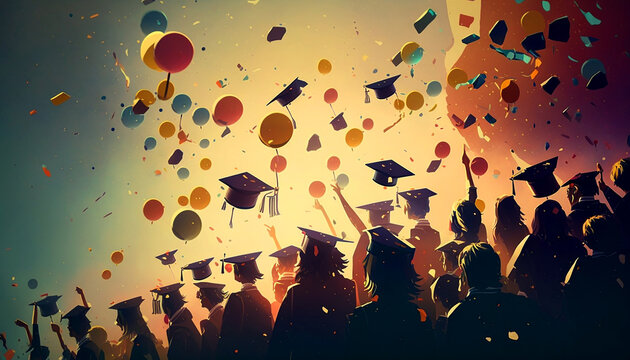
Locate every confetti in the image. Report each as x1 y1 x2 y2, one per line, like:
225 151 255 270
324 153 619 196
50 92 71 105
112 52 130 89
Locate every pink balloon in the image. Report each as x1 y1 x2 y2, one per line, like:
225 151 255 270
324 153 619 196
362 118 374 130
471 157 489 176
270 155 287 173
327 156 340 171
154 32 194 73
212 95 243 126
435 142 451 159
324 88 338 104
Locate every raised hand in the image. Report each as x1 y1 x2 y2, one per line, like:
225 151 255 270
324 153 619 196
313 199 323 211
75 287 83 295
462 147 470 167
330 183 341 196
14 320 28 328
264 225 276 239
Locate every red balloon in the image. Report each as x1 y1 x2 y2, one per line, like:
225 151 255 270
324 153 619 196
471 157 489 176
153 32 194 73
324 88 338 104
143 199 164 221
212 95 243 126
435 141 451 159
309 181 326 198
270 155 287 173
362 118 374 130
327 156 340 171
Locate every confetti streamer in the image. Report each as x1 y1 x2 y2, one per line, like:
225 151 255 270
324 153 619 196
112 52 130 89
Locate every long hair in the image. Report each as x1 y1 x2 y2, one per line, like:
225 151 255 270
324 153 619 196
295 245 348 283
116 307 158 344
162 291 186 316
277 254 298 273
531 200 569 239
234 262 264 283
450 200 481 240
362 252 420 303
199 288 228 305
611 157 630 192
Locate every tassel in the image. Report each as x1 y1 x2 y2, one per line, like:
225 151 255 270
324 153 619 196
259 193 268 213
221 200 227 211
269 191 280 217
396 186 401 207
511 170 516 196
364 88 370 103
286 106 297 129
229 207 235 228
180 268 184 282
221 253 226 274
152 294 161 314
221 127 231 138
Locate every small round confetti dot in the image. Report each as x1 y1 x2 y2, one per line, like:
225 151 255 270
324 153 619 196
101 96 106 100
202 47 206 51
111 127 115 131
69 13 73 17
120 103 125 107
91 166 95 170
159 108 163 112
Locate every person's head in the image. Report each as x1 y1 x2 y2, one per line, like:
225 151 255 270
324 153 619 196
450 200 481 240
432 275 460 311
115 306 154 340
161 291 186 317
583 215 622 253
233 261 264 284
611 157 630 193
459 243 501 289
368 210 390 226
276 254 299 274
494 195 525 229
405 197 430 220
87 326 108 347
531 199 569 239
363 251 420 303
295 244 348 283
196 287 227 310
67 317 91 340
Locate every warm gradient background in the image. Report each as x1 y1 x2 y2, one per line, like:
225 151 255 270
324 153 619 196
1 0 627 357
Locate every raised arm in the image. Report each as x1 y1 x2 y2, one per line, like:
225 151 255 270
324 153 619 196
598 162 622 210
330 183 367 235
264 225 282 250
14 319 32 345
313 199 337 236
462 147 477 202
76 287 88 308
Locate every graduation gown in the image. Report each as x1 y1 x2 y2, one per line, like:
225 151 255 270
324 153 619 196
567 199 611 241
128 334 160 360
28 324 50 360
603 189 630 249
200 304 224 360
346 301 436 360
217 285 272 360
406 221 441 322
268 277 356 360
166 307 202 360
75 338 105 360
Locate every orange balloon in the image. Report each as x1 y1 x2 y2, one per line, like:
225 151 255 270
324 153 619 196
405 91 424 110
500 79 520 103
475 199 486 213
393 99 405 110
102 270 112 280
111 250 124 265
190 186 211 210
521 10 545 35
140 31 164 72
447 68 468 88
143 199 164 221
309 181 326 198
327 156 341 171
135 89 156 105
178 196 189 206
259 113 294 148
345 128 363 148
324 88 338 104
159 121 176 138
200 158 212 170
157 79 175 100
318 59 332 74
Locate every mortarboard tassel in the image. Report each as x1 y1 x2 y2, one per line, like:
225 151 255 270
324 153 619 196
221 253 226 274
259 193 268 213
364 88 371 103
180 267 184 282
396 186 401 208
269 190 280 217
286 106 297 129
229 207 235 228
221 200 227 211
152 293 161 315
511 170 516 196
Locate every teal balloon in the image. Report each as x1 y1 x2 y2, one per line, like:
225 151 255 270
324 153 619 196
177 167 190 180
28 279 38 289
426 81 442 97
199 139 210 148
141 11 167 35
121 106 144 128
144 137 157 150
336 173 349 189
172 94 192 114
581 59 605 80
408 47 424 65
192 108 210 126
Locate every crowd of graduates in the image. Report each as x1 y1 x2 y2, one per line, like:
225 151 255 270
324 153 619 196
16 154 630 360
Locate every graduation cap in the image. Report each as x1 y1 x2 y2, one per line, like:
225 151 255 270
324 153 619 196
149 283 184 314
220 172 274 227
221 252 263 275
181 258 214 281
365 226 415 259
61 305 90 322
521 32 546 58
109 296 144 311
269 245 301 259
435 240 466 254
30 295 62 318
267 78 308 128
132 98 149 115
398 188 437 206
365 160 414 187
548 16 570 42
298 227 352 253
489 20 507 45
330 112 348 131
357 200 395 212
561 171 599 189
511 157 560 198
156 249 178 265
193 282 226 291
541 76 560 95
364 75 401 102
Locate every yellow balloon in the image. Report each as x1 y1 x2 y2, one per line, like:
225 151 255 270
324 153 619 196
159 121 176 138
258 113 294 148
521 10 545 35
318 59 332 74
405 91 424 110
157 80 174 101
190 186 211 210
200 158 212 170
178 196 189 206
475 199 486 213
140 31 164 72
345 128 363 148
400 41 421 65
135 89 156 106
393 99 405 110
447 68 469 88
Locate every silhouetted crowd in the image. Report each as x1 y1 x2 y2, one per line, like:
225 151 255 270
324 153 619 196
15 155 630 360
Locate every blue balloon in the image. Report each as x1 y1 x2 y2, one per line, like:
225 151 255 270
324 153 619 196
144 137 157 150
426 81 442 97
28 279 38 289
336 173 350 189
121 106 144 128
408 47 424 65
581 59 605 80
199 139 210 149
141 11 167 35
172 94 192 114
192 108 210 126
177 167 190 180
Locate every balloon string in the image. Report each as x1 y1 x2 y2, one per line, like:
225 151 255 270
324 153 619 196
330 104 336 117
179 114 182 130
286 106 297 129
168 265 176 281
332 170 336 181
163 72 171 99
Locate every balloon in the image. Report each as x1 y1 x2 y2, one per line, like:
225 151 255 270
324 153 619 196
212 95 243 126
401 42 423 65
324 88 338 104
140 31 164 71
327 156 341 171
169 149 183 165
393 99 405 110
309 181 326 198
192 108 210 126
199 139 210 148
581 59 606 80
336 173 349 189
345 128 363 148
270 155 287 173
447 68 468 88
224 263 233 273
171 94 192 114
362 118 374 130
143 199 164 221
475 199 486 213
154 32 194 73
140 11 167 35
135 89 156 105
500 79 520 103
111 250 124 265
172 210 202 241
159 121 176 138
520 10 545 34
177 167 189 180
426 81 442 97
144 137 157 151
157 79 174 100
259 113 294 148
28 279 38 289
102 270 112 280
200 158 212 170
318 59 332 74
405 91 424 110
121 106 144 128
178 196 189 206
435 141 451 159
190 187 211 210
471 157 489 176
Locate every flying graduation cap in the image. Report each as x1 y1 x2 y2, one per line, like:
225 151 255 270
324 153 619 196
364 226 415 259
30 295 62 318
364 75 401 103
156 250 178 265
149 283 184 314
511 157 560 198
365 160 414 187
267 77 308 129
330 112 348 131
220 172 274 228
181 258 214 281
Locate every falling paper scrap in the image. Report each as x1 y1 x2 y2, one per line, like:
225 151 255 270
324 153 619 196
489 45 532 64
50 92 71 106
307 134 321 151
521 32 546 58
112 52 130 89
489 20 507 45
463 114 476 129
459 14 474 28
541 76 560 94
548 16 570 42
267 26 286 42
575 1 602 25
484 113 497 124
391 51 403 66
580 36 598 47
414 9 436 34
427 159 442 173
462 34 480 44
42 165 51 177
